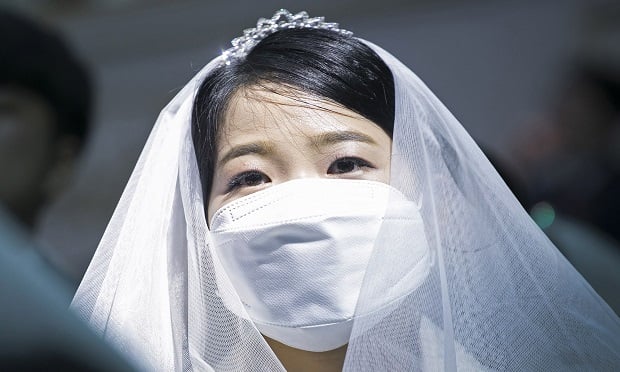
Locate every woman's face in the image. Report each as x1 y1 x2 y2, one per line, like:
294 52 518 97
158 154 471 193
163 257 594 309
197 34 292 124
207 85 392 222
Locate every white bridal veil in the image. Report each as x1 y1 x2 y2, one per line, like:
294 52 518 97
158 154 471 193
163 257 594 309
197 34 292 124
71 18 620 371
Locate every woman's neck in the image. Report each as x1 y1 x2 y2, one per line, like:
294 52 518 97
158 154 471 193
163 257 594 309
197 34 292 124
264 336 347 372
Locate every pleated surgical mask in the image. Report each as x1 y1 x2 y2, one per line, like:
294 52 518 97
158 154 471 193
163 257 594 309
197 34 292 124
209 178 430 352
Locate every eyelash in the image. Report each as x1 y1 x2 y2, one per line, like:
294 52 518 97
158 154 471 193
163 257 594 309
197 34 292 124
225 157 376 192
326 156 375 175
226 170 269 192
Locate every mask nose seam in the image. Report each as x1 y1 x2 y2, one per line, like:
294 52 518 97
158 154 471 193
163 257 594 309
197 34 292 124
212 179 396 226
228 195 288 222
212 189 285 225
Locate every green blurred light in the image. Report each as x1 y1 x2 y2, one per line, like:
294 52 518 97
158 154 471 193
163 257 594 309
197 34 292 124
531 202 556 229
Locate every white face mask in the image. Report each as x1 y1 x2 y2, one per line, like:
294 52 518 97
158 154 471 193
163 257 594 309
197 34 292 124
209 178 429 352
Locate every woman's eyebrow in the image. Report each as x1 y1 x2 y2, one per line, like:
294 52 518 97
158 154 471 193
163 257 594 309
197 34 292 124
219 141 274 165
311 130 377 147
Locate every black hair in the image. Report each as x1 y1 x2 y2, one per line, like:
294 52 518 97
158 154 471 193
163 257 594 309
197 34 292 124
0 10 92 144
192 28 394 203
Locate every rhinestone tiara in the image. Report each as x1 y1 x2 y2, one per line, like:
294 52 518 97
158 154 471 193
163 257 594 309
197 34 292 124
221 9 353 65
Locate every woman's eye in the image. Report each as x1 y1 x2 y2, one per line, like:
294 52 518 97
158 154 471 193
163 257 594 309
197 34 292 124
327 157 373 175
227 171 270 191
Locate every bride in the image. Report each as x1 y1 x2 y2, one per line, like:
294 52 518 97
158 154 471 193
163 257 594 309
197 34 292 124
72 10 619 371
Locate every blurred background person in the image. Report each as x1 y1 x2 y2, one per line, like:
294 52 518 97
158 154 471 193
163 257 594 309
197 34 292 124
510 4 620 312
0 206 134 371
0 10 135 371
514 62 620 242
0 9 92 287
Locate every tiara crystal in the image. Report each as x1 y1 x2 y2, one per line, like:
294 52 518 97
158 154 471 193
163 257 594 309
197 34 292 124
221 9 353 65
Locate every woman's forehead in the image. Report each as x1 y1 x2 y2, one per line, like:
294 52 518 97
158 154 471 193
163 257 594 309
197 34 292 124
219 86 384 146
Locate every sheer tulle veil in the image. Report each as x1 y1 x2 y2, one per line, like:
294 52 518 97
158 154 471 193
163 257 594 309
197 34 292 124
71 15 620 371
